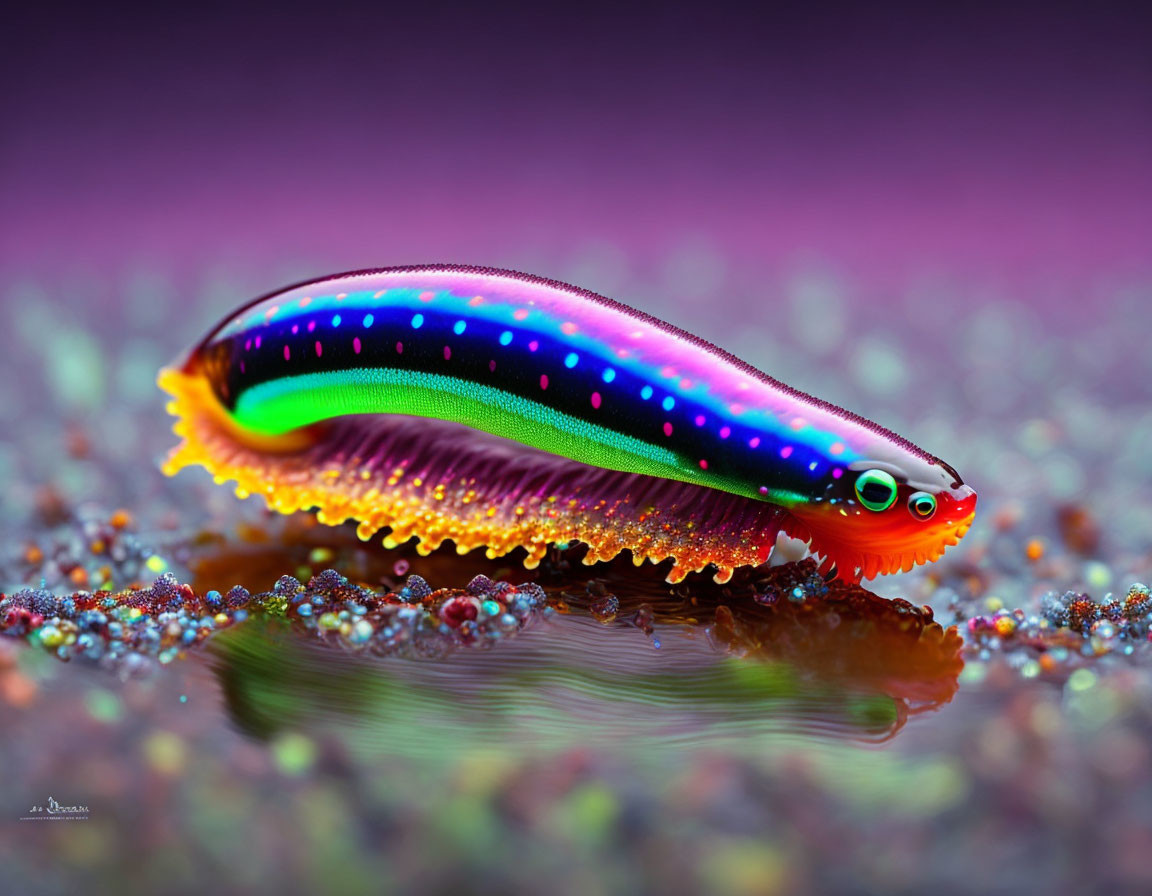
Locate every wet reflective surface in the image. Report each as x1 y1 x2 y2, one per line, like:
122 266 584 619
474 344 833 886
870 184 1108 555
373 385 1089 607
192 532 962 751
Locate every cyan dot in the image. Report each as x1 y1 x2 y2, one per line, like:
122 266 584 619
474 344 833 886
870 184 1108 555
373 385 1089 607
411 313 424 329
454 320 467 335
662 396 675 411
363 313 374 328
564 352 579 368
332 314 342 327
641 385 653 400
602 368 616 383
500 330 513 346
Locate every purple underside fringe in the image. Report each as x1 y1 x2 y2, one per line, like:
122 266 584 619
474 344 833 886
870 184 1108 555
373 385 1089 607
303 412 789 554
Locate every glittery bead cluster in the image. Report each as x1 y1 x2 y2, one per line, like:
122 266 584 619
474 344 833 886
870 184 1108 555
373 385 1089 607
0 569 552 670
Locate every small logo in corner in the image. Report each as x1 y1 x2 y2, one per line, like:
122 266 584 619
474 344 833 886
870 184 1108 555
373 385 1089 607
21 797 90 822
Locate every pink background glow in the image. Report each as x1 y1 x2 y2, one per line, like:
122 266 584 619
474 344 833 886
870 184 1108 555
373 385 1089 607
3 4 1149 302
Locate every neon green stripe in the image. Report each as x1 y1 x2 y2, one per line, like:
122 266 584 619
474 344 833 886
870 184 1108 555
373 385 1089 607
232 368 793 504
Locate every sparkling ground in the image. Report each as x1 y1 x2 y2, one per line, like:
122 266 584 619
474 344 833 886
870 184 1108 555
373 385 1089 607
2 263 1150 895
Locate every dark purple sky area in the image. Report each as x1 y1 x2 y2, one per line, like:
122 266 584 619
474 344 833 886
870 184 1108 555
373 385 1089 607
2 2 1150 292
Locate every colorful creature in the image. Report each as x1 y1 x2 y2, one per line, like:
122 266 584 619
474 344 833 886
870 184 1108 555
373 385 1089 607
160 265 976 583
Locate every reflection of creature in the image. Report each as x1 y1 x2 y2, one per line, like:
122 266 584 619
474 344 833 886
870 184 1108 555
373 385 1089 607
1 517 962 743
704 566 963 716
212 617 928 749
191 524 961 746
558 554 963 724
160 266 975 584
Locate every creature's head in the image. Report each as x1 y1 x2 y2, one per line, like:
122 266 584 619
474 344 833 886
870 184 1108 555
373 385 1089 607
784 451 976 581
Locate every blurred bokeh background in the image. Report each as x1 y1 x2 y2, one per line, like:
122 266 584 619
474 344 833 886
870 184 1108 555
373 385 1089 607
2 2 1151 894
4 2 1149 300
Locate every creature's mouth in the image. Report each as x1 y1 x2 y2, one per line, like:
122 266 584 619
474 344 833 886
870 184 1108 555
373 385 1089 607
776 496 977 583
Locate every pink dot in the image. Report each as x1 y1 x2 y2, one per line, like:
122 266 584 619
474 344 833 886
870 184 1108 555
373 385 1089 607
680 378 692 390
244 338 252 351
489 360 497 372
561 321 578 335
419 291 436 302
353 337 361 354
749 436 761 448
291 324 299 335
540 374 549 390
239 360 245 373
720 426 731 439
308 321 316 333
315 341 323 357
699 459 708 470
529 340 539 352
591 392 602 409
283 345 290 360
396 341 403 354
663 422 673 437
759 486 769 495
444 346 451 360
832 468 843 479
514 308 529 320
730 403 745 415
830 442 845 456
661 365 676 378
695 415 706 427
255 336 261 349
780 446 793 459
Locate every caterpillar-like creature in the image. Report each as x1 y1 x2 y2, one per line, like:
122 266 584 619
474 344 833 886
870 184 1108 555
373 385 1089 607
159 266 976 584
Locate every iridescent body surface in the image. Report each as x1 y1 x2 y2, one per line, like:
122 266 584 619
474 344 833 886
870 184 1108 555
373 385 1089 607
160 265 976 583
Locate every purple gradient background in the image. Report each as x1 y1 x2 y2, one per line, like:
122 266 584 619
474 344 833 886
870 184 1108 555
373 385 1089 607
3 3 1149 306
3 9 1152 893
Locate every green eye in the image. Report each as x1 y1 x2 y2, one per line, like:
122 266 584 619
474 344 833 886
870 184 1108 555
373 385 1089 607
854 469 898 511
908 491 937 519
